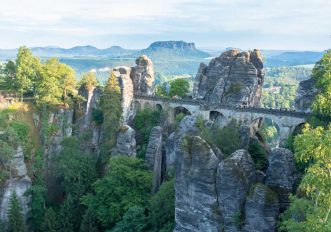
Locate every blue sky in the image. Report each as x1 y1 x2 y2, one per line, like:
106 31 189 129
0 0 330 50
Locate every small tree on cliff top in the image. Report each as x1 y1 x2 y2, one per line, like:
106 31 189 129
99 71 122 157
80 71 98 91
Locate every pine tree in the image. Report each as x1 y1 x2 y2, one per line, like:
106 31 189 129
7 191 25 232
41 208 60 232
99 71 122 159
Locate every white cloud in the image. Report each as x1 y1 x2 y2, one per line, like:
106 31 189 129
0 0 330 49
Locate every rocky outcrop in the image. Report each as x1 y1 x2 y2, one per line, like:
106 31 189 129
130 55 155 95
113 67 135 123
295 78 319 112
145 126 163 193
112 125 136 157
217 149 256 232
77 85 102 131
175 136 221 232
44 109 74 202
243 184 279 232
46 109 74 156
164 116 200 175
266 148 297 210
0 146 31 223
193 49 264 107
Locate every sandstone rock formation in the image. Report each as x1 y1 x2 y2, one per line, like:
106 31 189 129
174 136 221 232
217 149 256 232
0 146 31 223
112 125 137 157
130 55 155 95
295 77 319 112
112 55 155 123
145 126 163 193
266 148 297 210
193 49 264 106
113 67 135 123
243 184 279 232
46 109 74 155
77 85 102 131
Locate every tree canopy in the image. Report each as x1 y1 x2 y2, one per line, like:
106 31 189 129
312 50 331 116
280 124 331 231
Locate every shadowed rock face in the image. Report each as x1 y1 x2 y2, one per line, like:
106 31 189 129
112 125 136 157
130 55 155 95
145 126 163 194
174 136 221 232
0 147 31 223
266 148 297 210
193 49 264 107
217 149 256 232
295 77 319 112
114 66 135 123
243 184 279 232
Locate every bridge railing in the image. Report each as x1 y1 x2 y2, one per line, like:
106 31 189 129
133 94 312 118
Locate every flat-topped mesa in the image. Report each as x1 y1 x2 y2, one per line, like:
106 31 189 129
148 41 196 51
130 55 155 95
193 49 264 107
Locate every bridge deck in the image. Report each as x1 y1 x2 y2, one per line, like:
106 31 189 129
134 94 311 118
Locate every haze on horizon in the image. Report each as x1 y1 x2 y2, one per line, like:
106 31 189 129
0 0 330 51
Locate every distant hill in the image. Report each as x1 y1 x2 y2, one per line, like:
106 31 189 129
0 45 136 59
264 51 324 67
132 41 210 60
0 42 325 76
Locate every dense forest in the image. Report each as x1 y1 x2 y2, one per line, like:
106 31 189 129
0 47 330 232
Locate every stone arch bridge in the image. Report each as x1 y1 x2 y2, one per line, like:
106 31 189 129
133 94 310 142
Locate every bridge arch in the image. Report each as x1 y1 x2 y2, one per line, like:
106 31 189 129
144 101 151 109
156 103 163 112
209 111 224 122
134 101 142 111
253 117 281 148
174 106 191 120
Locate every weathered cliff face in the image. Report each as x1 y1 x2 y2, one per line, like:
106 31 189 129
42 109 74 202
193 49 264 107
145 126 163 194
0 146 31 223
175 136 221 232
295 77 319 112
113 67 135 123
77 85 102 131
112 125 136 157
45 109 74 156
266 148 297 210
112 55 155 123
243 184 279 232
217 150 255 232
130 55 155 96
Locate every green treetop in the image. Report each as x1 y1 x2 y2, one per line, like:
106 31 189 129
36 58 77 107
15 46 41 100
312 50 331 116
99 71 122 157
169 78 190 98
80 71 98 91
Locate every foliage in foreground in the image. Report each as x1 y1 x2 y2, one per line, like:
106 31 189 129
280 124 331 231
82 156 152 229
